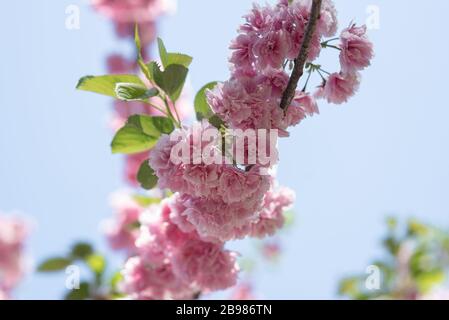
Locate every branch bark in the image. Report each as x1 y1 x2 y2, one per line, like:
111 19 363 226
280 0 323 110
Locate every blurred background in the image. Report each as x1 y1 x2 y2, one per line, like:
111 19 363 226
1 0 448 299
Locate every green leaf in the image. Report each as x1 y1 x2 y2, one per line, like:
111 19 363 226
146 60 188 102
86 254 106 275
65 282 90 300
158 38 192 68
416 269 446 294
154 64 189 103
115 83 158 101
71 242 93 260
158 38 169 68
137 160 158 190
111 115 174 154
76 75 145 98
37 257 72 272
194 82 218 120
128 114 174 136
135 25 152 82
133 194 162 207
338 277 360 297
166 53 193 68
208 115 225 129
147 61 163 84
111 125 158 154
110 271 124 293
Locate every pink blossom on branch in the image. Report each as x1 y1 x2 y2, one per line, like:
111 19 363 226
339 24 374 73
0 215 29 293
322 72 360 105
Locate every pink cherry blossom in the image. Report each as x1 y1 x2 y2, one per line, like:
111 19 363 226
316 0 338 37
107 54 134 74
91 0 169 23
249 186 295 238
230 283 256 300
323 72 360 104
171 238 239 291
0 215 28 292
339 24 374 72
102 191 143 252
0 288 9 300
121 256 195 300
253 30 289 70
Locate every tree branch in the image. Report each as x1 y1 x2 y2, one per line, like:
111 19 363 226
280 0 323 110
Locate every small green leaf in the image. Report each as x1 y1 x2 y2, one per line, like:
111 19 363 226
86 254 106 275
65 282 90 300
71 242 93 260
110 271 124 292
135 25 152 82
158 38 192 68
194 82 218 120
156 64 189 103
128 114 174 136
76 75 145 98
137 160 158 190
115 83 158 101
166 53 193 68
208 115 225 129
150 116 175 134
37 257 72 272
147 61 163 84
158 38 169 68
111 126 158 154
416 269 446 294
133 194 162 207
111 115 174 154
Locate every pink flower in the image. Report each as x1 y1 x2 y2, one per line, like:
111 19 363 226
249 187 295 238
107 54 134 74
115 21 157 47
172 194 263 242
284 92 319 127
91 0 168 23
171 239 239 291
124 152 149 186
323 72 360 104
240 3 274 34
102 192 143 252
260 69 289 98
317 0 338 37
121 257 195 300
149 134 187 192
339 24 374 72
230 283 255 300
0 215 28 291
218 166 270 204
253 30 289 70
229 34 256 73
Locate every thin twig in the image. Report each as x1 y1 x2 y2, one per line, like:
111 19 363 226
280 0 323 110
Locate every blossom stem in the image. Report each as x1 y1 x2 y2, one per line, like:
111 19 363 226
144 101 170 117
323 44 341 51
163 95 182 128
302 69 313 92
280 0 323 110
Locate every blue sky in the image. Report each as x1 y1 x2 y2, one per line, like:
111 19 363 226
1 0 448 299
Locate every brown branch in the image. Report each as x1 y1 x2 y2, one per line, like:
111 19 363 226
280 0 323 110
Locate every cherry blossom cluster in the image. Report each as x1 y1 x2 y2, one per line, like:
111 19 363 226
0 214 29 300
114 0 374 299
208 0 373 134
91 0 174 49
118 185 293 299
88 0 373 299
